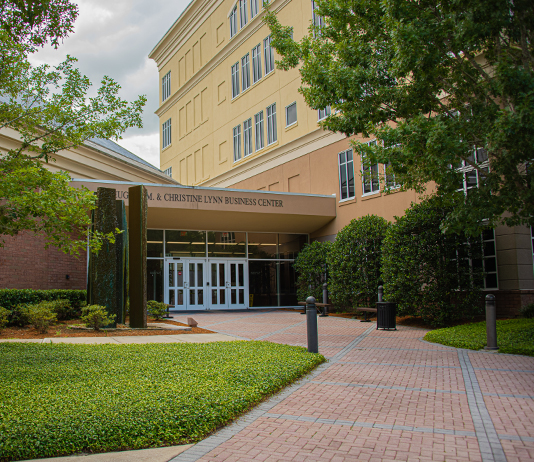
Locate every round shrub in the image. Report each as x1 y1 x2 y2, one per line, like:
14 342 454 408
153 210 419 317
81 305 116 330
327 215 390 308
147 301 169 320
520 302 534 319
28 303 57 334
293 241 332 302
0 306 9 330
381 195 484 327
8 304 30 327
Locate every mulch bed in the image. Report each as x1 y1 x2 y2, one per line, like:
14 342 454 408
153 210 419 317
0 319 214 339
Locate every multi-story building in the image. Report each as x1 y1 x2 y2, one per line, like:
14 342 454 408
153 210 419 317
149 0 534 314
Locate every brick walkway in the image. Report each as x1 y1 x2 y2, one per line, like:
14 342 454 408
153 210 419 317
169 310 534 462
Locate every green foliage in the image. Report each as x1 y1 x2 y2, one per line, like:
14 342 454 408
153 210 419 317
382 196 483 327
0 289 86 311
0 341 324 460
147 301 168 321
0 306 9 330
327 215 390 308
48 299 78 321
264 0 534 234
7 304 30 327
293 241 332 302
81 305 116 331
520 302 534 319
424 319 534 356
27 302 57 334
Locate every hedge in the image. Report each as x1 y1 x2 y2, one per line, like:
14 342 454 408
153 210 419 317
0 289 86 310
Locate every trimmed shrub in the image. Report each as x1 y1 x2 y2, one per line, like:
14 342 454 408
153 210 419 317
293 241 332 302
81 305 116 331
0 306 9 330
327 215 390 308
381 195 484 327
49 299 78 321
8 304 31 327
28 303 57 334
520 302 534 319
0 289 86 311
147 301 169 320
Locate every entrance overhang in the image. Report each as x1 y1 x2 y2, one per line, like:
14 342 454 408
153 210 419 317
70 180 337 234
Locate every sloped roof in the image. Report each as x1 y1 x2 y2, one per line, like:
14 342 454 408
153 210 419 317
87 137 160 171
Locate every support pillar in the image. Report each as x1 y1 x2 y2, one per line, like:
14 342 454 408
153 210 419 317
129 185 147 328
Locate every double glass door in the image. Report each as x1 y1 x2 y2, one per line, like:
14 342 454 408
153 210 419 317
165 259 247 310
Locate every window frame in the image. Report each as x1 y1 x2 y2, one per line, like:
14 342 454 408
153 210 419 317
231 62 240 98
243 118 253 156
229 6 238 38
163 167 172 178
254 110 264 151
264 36 274 75
162 71 171 102
241 53 250 92
250 0 259 18
338 148 355 201
361 140 380 196
162 119 172 149
285 101 297 127
318 106 331 121
239 0 247 28
266 103 277 145
233 125 242 162
252 44 262 83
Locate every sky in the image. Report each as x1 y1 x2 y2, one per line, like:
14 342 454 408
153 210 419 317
30 0 192 168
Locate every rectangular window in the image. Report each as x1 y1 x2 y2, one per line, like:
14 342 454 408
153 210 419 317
255 110 264 151
231 62 240 98
243 118 253 156
162 119 171 149
233 125 241 161
162 71 171 101
229 6 238 37
241 53 250 91
285 102 297 127
163 167 172 177
384 161 400 189
312 0 325 31
264 36 274 75
250 0 259 18
266 103 277 145
239 0 247 28
362 140 380 195
252 44 262 83
318 106 331 121
482 228 498 289
338 149 355 200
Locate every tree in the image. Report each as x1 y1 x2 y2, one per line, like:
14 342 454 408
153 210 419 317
293 240 331 302
327 215 389 308
264 0 534 235
381 196 484 327
0 0 146 254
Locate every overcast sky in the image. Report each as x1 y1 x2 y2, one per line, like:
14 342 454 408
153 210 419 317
30 0 192 168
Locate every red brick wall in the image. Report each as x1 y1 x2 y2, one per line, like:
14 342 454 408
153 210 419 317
0 231 87 290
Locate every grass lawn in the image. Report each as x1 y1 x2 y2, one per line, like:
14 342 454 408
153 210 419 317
0 341 324 462
424 319 534 356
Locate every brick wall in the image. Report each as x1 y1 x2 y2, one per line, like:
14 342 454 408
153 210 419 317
485 290 534 318
0 231 87 290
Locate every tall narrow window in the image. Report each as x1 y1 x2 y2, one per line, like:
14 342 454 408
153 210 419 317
264 36 274 74
243 118 253 156
239 0 247 28
338 149 355 200
362 140 380 194
250 0 259 18
164 167 172 177
255 110 264 151
311 0 325 31
266 103 277 145
162 119 172 149
384 161 399 189
231 62 240 98
252 44 262 83
162 71 171 101
229 6 238 37
318 106 331 121
233 125 241 161
241 53 250 91
285 102 297 127
482 228 498 289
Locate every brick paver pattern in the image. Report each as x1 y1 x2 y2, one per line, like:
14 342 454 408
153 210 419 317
169 310 534 462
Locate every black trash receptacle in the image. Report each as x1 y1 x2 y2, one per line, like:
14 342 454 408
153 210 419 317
376 302 397 330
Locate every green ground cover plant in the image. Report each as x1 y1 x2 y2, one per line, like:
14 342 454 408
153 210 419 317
0 341 324 461
424 319 534 356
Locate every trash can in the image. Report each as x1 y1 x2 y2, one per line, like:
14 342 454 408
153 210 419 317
376 302 397 330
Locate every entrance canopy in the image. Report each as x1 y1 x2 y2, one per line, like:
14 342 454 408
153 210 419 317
70 180 336 234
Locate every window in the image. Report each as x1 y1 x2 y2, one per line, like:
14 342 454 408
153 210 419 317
482 228 498 289
285 102 297 127
362 140 380 195
229 6 238 37
250 0 259 18
243 118 253 156
239 0 247 28
162 119 171 149
241 53 250 91
266 103 277 145
318 106 331 121
231 62 240 98
264 36 274 75
384 161 400 189
233 125 241 161
338 149 355 200
455 146 490 194
163 167 172 178
252 44 262 83
255 110 264 151
162 71 171 102
312 0 325 31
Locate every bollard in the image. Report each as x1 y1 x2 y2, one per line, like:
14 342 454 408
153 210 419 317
485 294 498 350
378 285 384 303
320 282 329 317
306 296 319 353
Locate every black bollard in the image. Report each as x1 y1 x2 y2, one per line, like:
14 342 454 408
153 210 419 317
484 294 498 350
320 282 329 317
378 285 384 303
306 296 319 353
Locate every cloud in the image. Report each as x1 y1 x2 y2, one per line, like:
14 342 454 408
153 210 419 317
117 133 160 168
28 0 191 164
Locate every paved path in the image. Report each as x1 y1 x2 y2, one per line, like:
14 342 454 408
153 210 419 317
166 310 534 462
1 333 239 344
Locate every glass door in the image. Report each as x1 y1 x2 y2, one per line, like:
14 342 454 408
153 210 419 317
209 261 227 309
187 261 205 309
166 260 185 309
228 261 247 309
165 259 206 310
